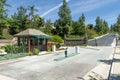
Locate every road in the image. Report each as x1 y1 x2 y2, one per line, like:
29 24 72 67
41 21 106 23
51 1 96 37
0 33 116 80
0 46 114 80
88 34 116 46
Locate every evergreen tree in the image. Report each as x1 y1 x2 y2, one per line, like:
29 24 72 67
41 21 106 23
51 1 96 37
117 15 120 24
72 21 80 35
110 24 117 32
78 14 86 35
72 14 86 36
87 24 94 30
44 20 52 33
111 15 120 33
32 14 44 28
117 14 120 34
94 16 102 34
54 0 72 38
94 16 109 34
28 5 38 20
9 6 29 34
103 20 109 34
10 5 44 35
0 0 10 35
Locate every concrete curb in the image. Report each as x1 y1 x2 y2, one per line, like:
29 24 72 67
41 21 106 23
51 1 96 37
109 47 120 80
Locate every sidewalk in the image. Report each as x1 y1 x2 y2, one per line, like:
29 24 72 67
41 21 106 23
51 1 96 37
83 46 120 80
83 35 116 80
83 52 113 80
109 47 120 80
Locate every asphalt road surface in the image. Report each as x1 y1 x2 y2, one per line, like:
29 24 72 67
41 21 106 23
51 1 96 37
88 34 116 46
0 46 114 80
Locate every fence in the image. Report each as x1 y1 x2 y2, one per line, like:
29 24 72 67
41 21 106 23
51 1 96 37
64 38 88 46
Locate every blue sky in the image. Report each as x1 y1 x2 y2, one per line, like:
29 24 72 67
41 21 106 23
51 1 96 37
6 0 120 26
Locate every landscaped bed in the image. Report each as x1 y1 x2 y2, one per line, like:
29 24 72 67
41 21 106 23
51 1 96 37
0 53 27 61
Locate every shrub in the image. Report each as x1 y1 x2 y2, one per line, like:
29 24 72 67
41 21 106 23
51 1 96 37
28 51 33 56
2 44 26 54
50 35 63 43
33 48 40 55
2 44 14 53
87 29 97 39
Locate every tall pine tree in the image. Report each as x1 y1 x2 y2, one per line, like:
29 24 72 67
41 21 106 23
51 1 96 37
0 0 10 35
54 0 72 38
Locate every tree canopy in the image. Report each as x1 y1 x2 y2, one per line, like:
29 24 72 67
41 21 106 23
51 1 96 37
94 16 109 34
54 0 72 38
0 0 116 40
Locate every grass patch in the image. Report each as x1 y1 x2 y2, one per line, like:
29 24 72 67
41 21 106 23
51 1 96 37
0 53 27 61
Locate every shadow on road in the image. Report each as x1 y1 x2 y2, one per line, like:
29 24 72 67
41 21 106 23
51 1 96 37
98 59 112 65
98 58 120 65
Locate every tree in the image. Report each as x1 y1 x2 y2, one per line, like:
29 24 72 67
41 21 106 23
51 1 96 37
9 13 20 34
32 14 44 28
81 13 85 22
94 16 105 34
117 14 120 34
72 14 86 36
44 20 52 33
94 16 109 34
117 15 120 24
54 0 72 38
103 20 109 34
27 6 44 28
87 24 94 30
10 5 45 35
0 0 10 35
94 16 102 33
28 5 38 20
110 14 120 33
10 6 29 34
78 14 86 35
72 21 80 35
110 24 117 32
86 27 97 39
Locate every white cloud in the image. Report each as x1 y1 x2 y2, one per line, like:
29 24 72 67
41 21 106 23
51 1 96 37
41 0 70 17
71 0 118 14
